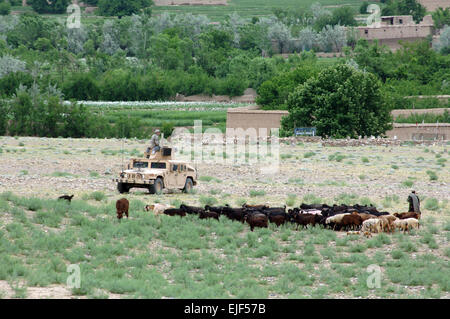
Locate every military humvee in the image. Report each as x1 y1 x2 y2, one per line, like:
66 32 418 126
114 147 197 194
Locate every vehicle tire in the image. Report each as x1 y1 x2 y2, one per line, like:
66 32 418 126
149 178 164 195
118 183 130 194
183 178 194 194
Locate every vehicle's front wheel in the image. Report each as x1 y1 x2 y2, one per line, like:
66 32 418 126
117 183 130 194
149 178 164 195
183 178 194 194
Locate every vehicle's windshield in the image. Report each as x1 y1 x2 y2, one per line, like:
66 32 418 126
133 161 148 169
151 162 166 169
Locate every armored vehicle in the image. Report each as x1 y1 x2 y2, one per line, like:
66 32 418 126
114 147 197 194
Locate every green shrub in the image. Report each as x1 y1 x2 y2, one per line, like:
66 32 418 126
161 122 174 138
426 170 438 181
402 180 414 187
89 171 100 178
90 191 106 201
51 171 74 177
424 198 439 211
249 189 266 197
199 195 218 206
304 151 315 158
286 194 297 207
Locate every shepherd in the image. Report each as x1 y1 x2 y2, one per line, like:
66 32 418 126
407 190 421 214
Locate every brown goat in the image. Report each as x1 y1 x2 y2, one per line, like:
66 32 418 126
268 214 287 227
393 212 421 220
291 213 318 230
340 213 363 231
242 204 268 210
244 213 268 231
358 212 377 222
199 210 220 221
116 198 129 220
378 215 397 233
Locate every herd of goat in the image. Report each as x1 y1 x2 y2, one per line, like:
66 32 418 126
141 201 421 236
59 195 421 236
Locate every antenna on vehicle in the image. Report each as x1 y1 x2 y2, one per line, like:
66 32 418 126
121 126 125 173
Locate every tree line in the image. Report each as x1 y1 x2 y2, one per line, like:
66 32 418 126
0 2 449 139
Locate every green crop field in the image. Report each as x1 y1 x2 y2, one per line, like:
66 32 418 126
12 0 365 22
152 0 364 20
83 102 250 133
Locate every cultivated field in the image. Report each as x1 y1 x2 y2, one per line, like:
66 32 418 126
151 0 364 20
0 136 449 298
82 101 248 133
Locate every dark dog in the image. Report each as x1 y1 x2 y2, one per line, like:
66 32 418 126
58 195 74 203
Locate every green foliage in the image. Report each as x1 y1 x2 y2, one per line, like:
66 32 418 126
98 0 152 18
62 73 100 101
424 198 439 211
359 2 369 14
329 6 357 27
31 0 70 14
304 151 315 158
381 0 426 23
426 170 438 181
89 191 106 202
281 64 393 138
0 1 11 15
402 180 414 188
395 110 450 124
161 122 174 138
432 7 450 29
256 62 319 110
286 194 297 207
249 189 266 197
199 195 218 206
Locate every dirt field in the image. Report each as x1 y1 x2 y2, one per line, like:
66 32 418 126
1 136 448 203
0 136 449 299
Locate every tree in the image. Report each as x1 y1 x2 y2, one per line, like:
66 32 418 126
318 25 347 52
435 26 450 54
31 0 70 14
0 54 26 78
66 26 88 54
281 64 392 138
330 6 357 26
62 73 100 100
98 0 152 18
381 0 426 23
296 26 318 52
256 63 319 109
100 20 121 55
0 98 8 135
267 21 292 54
0 1 11 15
359 2 370 14
432 7 450 29
129 13 153 58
